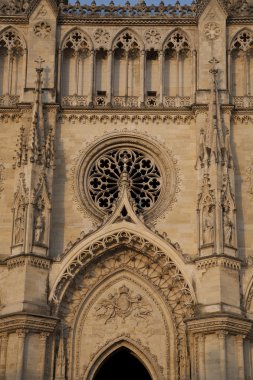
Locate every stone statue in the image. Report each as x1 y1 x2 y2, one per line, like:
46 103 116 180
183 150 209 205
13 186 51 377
34 212 45 244
14 204 25 244
202 204 214 245
223 205 233 246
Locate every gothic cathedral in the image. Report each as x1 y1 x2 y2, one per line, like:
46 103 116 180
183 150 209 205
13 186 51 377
0 0 253 379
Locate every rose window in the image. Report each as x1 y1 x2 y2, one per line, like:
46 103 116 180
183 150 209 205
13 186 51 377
88 148 161 213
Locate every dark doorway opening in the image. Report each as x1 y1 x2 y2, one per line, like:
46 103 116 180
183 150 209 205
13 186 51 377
93 347 152 380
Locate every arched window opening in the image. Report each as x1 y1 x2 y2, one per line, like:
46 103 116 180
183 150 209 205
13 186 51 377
112 31 141 107
231 30 253 103
163 31 192 106
93 347 152 380
61 30 92 106
0 29 25 105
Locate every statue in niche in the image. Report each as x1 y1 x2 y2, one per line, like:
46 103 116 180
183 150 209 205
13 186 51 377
14 203 25 245
34 197 45 244
223 203 233 246
202 204 214 245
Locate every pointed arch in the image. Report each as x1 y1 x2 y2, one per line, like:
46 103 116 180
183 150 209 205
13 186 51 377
85 337 164 380
111 27 144 51
162 28 192 98
111 28 143 102
60 28 93 102
230 28 253 97
0 26 27 102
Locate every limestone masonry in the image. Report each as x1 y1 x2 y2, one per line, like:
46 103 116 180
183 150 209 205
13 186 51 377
1 0 253 379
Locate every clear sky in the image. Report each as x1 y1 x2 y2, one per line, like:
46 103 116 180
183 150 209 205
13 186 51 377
69 0 193 5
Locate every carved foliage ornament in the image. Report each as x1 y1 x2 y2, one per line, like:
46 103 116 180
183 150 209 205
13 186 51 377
95 285 152 323
33 22 51 39
74 132 179 222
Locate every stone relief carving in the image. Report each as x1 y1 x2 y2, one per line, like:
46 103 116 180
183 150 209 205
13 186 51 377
33 22 51 39
93 28 110 45
204 22 221 40
95 285 152 323
144 29 161 46
246 154 253 200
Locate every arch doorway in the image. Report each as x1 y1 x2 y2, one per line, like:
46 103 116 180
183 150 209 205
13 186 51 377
93 347 152 380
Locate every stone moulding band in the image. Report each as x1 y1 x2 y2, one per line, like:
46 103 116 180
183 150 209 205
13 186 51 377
0 314 58 334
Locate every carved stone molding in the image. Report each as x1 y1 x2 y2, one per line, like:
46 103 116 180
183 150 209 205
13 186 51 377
6 254 51 270
72 130 180 223
0 161 5 199
195 256 241 271
59 112 194 126
187 315 252 336
0 314 57 334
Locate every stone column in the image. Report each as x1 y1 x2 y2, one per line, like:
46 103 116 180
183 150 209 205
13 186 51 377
16 329 27 380
8 49 14 95
107 49 112 105
21 48 27 102
140 50 145 106
236 335 245 380
125 52 129 99
244 51 248 97
227 50 231 94
57 49 62 100
159 50 164 105
198 334 206 380
192 49 197 102
88 50 94 105
39 332 49 380
217 331 227 380
75 51 79 95
176 51 180 97
0 333 8 380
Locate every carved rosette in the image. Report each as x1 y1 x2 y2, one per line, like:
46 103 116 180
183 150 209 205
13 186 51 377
204 22 221 40
144 29 161 47
93 28 110 47
33 22 51 39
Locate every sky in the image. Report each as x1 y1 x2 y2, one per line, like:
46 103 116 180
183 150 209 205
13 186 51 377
69 0 193 5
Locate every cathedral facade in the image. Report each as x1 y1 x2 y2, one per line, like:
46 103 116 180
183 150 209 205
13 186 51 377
1 0 253 379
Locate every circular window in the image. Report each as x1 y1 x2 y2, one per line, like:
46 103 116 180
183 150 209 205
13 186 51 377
74 131 179 223
88 148 162 213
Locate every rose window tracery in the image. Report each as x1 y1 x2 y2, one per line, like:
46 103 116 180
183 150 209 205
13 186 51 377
88 148 161 213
